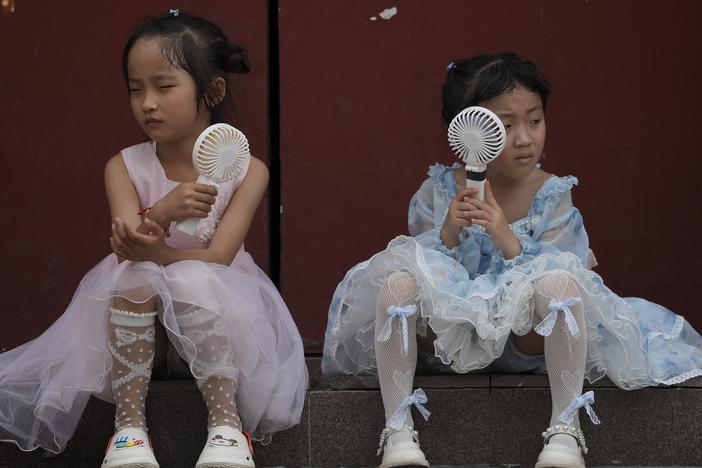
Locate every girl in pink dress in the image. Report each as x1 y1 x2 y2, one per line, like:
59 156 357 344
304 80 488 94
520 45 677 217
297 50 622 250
0 10 307 468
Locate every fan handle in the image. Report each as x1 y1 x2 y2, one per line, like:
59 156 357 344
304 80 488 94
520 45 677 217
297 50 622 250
466 167 487 201
175 174 211 235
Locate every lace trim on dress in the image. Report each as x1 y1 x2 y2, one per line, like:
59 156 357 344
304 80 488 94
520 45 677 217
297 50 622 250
433 214 471 261
196 182 229 243
658 369 702 386
427 163 576 227
647 315 685 341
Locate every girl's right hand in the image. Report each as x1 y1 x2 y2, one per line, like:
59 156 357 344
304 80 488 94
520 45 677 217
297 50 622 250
440 187 479 248
154 182 219 223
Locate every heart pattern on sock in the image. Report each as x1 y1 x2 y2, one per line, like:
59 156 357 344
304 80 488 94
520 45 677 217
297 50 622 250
561 369 584 397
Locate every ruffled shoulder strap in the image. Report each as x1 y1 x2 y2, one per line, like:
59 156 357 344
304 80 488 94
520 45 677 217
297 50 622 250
426 162 462 198
407 163 460 235
120 141 162 208
533 175 578 215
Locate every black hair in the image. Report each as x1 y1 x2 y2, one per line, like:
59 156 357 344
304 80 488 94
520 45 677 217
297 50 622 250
122 10 250 123
441 52 551 125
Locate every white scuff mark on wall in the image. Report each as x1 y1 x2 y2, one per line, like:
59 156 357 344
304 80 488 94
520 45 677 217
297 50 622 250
379 7 397 20
370 16 377 21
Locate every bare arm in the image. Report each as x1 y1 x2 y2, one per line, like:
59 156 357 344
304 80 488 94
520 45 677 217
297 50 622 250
152 157 269 266
105 154 166 266
105 154 143 231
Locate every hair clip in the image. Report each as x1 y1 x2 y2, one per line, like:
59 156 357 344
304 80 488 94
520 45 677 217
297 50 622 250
447 62 456 71
169 8 180 17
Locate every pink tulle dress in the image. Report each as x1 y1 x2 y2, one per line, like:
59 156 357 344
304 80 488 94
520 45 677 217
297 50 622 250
0 141 308 454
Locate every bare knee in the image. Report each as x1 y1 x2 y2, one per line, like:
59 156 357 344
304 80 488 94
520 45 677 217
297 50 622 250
111 274 157 312
112 292 156 313
111 261 159 311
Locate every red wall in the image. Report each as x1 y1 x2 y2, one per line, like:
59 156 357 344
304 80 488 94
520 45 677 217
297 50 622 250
2 1 701 353
0 1 270 351
278 0 702 349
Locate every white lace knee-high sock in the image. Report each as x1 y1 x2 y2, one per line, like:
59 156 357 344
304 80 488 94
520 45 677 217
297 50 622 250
375 272 429 439
197 376 242 431
109 307 157 432
177 308 242 431
534 272 599 449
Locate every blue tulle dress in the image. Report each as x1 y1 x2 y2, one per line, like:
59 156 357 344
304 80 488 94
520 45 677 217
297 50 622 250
322 163 702 389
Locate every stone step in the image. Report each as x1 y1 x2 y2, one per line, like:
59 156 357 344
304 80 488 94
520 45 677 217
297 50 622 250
1 358 700 467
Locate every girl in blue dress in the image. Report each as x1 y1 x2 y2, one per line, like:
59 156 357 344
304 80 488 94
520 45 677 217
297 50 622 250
322 52 702 468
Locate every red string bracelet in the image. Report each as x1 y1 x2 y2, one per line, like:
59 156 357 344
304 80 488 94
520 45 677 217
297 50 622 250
138 207 171 237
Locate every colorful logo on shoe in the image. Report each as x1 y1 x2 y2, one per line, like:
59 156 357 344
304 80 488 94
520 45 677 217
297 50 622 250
208 434 239 447
114 435 145 449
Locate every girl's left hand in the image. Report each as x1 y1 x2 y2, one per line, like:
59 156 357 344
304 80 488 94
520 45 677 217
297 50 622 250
464 181 519 253
110 218 168 263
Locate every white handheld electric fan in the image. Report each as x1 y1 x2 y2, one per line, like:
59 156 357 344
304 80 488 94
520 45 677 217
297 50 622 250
175 123 251 236
447 106 506 201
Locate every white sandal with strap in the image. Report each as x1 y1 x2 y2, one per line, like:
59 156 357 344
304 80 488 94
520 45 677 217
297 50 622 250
377 425 430 468
535 424 587 468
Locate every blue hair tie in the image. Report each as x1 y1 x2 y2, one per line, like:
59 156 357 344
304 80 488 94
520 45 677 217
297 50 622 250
169 8 180 17
447 62 456 71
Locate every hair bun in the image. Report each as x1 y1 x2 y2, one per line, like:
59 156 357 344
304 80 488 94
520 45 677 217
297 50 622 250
226 43 251 74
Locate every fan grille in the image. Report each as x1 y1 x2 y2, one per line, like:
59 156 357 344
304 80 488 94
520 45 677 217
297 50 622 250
193 124 251 182
447 106 506 165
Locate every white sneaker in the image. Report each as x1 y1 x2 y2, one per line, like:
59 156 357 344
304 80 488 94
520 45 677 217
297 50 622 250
377 426 430 468
195 425 255 468
535 424 587 468
102 427 159 468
